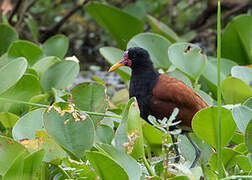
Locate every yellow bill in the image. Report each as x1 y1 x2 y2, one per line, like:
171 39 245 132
108 62 125 72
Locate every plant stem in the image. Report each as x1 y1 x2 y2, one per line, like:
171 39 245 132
0 98 122 119
58 165 72 179
142 155 155 176
217 0 223 178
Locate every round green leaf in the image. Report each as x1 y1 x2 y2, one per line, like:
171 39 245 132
86 151 129 180
0 57 27 94
222 77 252 104
127 32 172 69
96 124 113 144
168 43 207 80
42 35 69 59
0 24 18 56
12 108 45 140
222 15 252 65
245 119 252 153
99 47 131 84
202 56 237 97
43 106 95 159
98 144 141 180
32 56 61 76
231 66 252 85
0 112 19 128
85 2 143 49
8 40 43 66
0 136 28 175
0 74 42 115
232 105 252 133
71 82 108 126
147 15 179 43
41 60 79 91
192 106 236 148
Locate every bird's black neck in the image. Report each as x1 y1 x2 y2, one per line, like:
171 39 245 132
129 63 159 121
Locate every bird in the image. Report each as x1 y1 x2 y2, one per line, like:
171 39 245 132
108 47 208 168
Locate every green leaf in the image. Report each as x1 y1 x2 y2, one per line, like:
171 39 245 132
86 151 129 180
232 105 252 133
168 43 207 80
23 149 45 179
235 155 252 172
222 77 252 104
85 2 143 49
43 104 95 159
98 144 141 180
202 56 237 98
2 151 26 180
41 60 79 91
245 119 252 153
42 35 69 59
12 108 45 140
231 66 252 85
167 70 192 88
0 57 27 94
127 32 172 69
19 130 66 163
32 56 61 76
222 15 252 65
192 106 236 148
0 24 18 56
8 40 43 66
123 1 146 20
25 17 39 41
146 15 179 43
0 136 29 175
0 74 42 115
99 47 131 85
96 124 113 144
71 82 108 126
0 112 19 128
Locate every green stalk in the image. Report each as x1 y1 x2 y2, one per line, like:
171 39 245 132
58 165 72 179
0 98 122 119
217 0 223 178
142 155 155 177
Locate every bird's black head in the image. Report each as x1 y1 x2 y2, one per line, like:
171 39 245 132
109 47 153 72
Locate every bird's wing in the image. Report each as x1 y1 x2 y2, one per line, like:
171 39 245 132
150 74 208 127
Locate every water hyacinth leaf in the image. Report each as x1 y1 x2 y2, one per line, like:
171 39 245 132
222 77 252 104
43 103 95 159
222 15 252 65
123 1 146 20
167 70 192 88
202 56 237 97
99 47 131 84
86 151 129 180
41 60 79 91
232 105 252 133
32 56 61 76
168 43 207 80
71 82 108 126
0 74 42 115
0 24 18 56
85 2 143 49
98 144 141 180
147 15 179 43
42 35 69 59
96 124 113 144
231 66 252 85
8 40 43 66
192 106 236 148
23 149 45 179
0 57 27 94
127 32 172 69
19 130 66 162
244 97 252 109
0 112 19 128
0 136 29 175
12 108 45 140
245 119 252 153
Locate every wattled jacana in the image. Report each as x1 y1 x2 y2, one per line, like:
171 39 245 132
109 47 208 168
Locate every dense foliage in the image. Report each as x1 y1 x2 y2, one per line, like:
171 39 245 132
0 1 252 180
